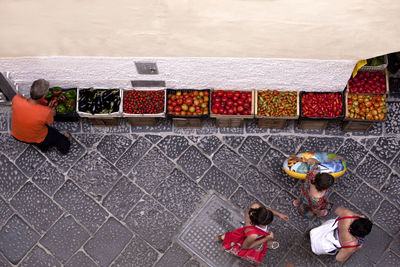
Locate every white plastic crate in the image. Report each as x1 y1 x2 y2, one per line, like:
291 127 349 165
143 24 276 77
122 88 166 118
76 88 122 118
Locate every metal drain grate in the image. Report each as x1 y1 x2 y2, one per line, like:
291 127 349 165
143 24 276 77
178 195 244 267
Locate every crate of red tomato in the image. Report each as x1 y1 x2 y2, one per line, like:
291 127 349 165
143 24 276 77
122 89 166 117
210 90 254 118
300 92 344 119
166 89 210 118
347 69 389 95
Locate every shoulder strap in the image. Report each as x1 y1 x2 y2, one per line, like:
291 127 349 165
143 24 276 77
243 226 269 237
335 216 360 222
340 245 360 249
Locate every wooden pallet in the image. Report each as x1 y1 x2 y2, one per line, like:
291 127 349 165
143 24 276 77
215 118 244 128
90 118 118 126
258 118 287 129
173 118 202 128
342 120 375 132
128 117 157 126
298 119 329 130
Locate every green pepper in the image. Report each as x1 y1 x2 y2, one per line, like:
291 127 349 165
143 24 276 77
65 89 77 100
55 104 67 113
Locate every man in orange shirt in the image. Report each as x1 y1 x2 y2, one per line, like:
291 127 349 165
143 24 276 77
11 79 71 154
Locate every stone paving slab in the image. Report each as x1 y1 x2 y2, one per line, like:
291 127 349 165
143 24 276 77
152 169 206 221
130 147 175 193
178 194 244 267
124 195 182 253
53 180 108 234
111 235 159 267
0 215 40 264
0 106 399 266
84 218 132 267
10 182 63 234
64 251 98 267
32 161 65 196
40 214 90 263
19 246 61 267
102 176 144 220
15 146 46 177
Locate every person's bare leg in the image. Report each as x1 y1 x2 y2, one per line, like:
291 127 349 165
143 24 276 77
215 234 225 242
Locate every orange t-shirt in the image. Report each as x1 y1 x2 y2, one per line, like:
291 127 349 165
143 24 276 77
11 94 54 143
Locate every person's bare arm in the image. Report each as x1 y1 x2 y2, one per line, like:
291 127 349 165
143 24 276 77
335 206 364 218
242 232 274 250
48 99 57 117
336 247 357 262
268 207 289 221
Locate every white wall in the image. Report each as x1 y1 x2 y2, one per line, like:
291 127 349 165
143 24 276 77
0 57 357 96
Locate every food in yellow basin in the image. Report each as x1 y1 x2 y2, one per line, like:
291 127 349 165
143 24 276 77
283 152 346 180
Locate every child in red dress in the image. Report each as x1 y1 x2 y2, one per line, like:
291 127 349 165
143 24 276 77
216 203 289 264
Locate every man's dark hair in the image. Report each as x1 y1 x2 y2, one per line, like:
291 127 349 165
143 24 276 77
312 173 334 191
349 218 373 238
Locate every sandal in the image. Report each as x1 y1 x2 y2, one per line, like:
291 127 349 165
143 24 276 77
267 241 279 249
215 235 224 242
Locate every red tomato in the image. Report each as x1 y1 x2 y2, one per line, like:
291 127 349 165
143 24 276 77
227 91 234 98
226 100 234 107
174 106 182 112
177 99 183 105
222 96 228 102
240 93 247 100
237 106 244 113
212 107 219 114
217 90 224 97
185 98 193 106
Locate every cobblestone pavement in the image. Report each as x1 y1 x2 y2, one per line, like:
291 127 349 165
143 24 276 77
0 102 399 266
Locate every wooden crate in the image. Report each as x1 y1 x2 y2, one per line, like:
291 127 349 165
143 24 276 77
255 90 299 128
342 121 375 132
173 118 202 128
346 68 389 95
90 118 118 126
128 117 157 126
258 118 287 129
298 119 329 130
344 92 387 121
210 89 255 119
216 118 244 128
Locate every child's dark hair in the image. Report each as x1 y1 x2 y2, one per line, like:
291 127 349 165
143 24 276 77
349 218 373 238
249 206 274 226
312 173 334 191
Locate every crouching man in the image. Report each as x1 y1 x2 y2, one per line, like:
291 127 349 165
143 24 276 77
11 79 71 154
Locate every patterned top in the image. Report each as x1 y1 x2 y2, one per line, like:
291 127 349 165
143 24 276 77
298 164 332 218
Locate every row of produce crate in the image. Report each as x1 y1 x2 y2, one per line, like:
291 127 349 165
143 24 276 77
43 68 388 123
